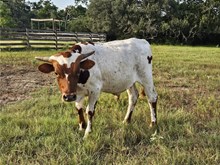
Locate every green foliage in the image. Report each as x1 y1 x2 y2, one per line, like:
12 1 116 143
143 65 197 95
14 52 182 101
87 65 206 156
30 0 58 19
67 16 89 32
66 5 87 19
0 46 220 164
65 5 88 32
87 0 162 39
0 1 15 27
0 0 220 44
87 0 220 44
1 0 31 28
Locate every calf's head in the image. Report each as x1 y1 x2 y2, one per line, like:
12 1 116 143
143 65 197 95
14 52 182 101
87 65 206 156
35 51 95 102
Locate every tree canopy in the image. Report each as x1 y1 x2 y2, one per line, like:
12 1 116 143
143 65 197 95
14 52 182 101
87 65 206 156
0 0 219 45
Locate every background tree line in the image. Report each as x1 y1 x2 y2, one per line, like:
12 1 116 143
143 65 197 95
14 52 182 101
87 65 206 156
0 0 219 45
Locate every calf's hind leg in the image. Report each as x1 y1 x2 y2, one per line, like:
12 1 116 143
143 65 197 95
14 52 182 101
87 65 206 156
143 84 158 127
123 84 139 123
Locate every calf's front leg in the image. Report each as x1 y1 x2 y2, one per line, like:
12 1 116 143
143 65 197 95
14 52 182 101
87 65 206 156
84 91 99 138
75 97 86 130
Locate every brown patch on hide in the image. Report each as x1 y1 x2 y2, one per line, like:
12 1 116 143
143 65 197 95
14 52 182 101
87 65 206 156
60 51 72 58
88 111 95 123
139 88 146 99
81 41 95 45
152 101 157 119
149 121 157 128
88 41 95 45
127 111 133 123
78 70 90 84
77 108 86 129
70 45 82 53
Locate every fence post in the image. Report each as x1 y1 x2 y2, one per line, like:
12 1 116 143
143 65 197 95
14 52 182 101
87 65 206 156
99 33 101 42
75 32 78 42
104 34 107 42
54 30 58 50
89 32 92 41
26 28 30 49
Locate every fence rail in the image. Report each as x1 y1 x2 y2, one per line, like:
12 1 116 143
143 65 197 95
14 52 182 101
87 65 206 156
0 28 106 50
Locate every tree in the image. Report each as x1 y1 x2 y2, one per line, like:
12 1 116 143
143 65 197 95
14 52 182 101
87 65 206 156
65 5 87 21
199 0 220 33
87 0 162 39
67 16 89 32
29 0 61 30
1 0 31 28
29 0 58 19
75 0 90 6
0 1 15 27
65 5 88 32
159 0 220 44
0 0 219 44
160 0 201 43
87 0 117 39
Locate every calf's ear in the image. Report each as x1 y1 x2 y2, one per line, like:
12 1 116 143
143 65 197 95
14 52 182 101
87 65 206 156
38 63 54 73
80 59 95 70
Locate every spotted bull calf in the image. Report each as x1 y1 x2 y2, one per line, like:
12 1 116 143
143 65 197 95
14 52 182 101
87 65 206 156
35 38 158 138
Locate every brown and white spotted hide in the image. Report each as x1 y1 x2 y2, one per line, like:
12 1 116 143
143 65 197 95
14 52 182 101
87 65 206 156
36 38 158 138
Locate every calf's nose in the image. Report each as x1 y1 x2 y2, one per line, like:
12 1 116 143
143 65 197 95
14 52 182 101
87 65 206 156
63 94 76 102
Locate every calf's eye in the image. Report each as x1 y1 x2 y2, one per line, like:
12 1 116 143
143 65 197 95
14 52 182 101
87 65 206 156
55 72 59 77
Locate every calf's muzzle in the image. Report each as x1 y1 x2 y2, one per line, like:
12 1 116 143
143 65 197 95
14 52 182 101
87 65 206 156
62 94 77 102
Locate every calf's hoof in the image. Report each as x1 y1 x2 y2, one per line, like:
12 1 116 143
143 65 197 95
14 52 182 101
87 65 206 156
149 121 157 128
79 122 87 131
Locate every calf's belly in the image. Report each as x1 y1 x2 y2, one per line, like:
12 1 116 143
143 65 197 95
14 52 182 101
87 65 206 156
101 78 135 94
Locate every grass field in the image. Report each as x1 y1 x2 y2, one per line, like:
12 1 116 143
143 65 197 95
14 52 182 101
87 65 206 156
0 45 220 164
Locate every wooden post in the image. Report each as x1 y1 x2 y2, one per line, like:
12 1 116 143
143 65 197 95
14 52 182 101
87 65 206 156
31 20 33 29
54 30 58 50
89 32 92 41
59 21 61 31
103 34 106 42
26 28 30 49
99 33 101 42
52 18 55 31
75 32 78 42
65 21 66 31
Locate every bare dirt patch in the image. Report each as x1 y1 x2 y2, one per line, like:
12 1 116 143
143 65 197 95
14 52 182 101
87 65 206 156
0 64 54 106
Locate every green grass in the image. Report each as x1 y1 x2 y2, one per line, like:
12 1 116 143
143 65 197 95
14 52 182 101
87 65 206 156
0 46 220 164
